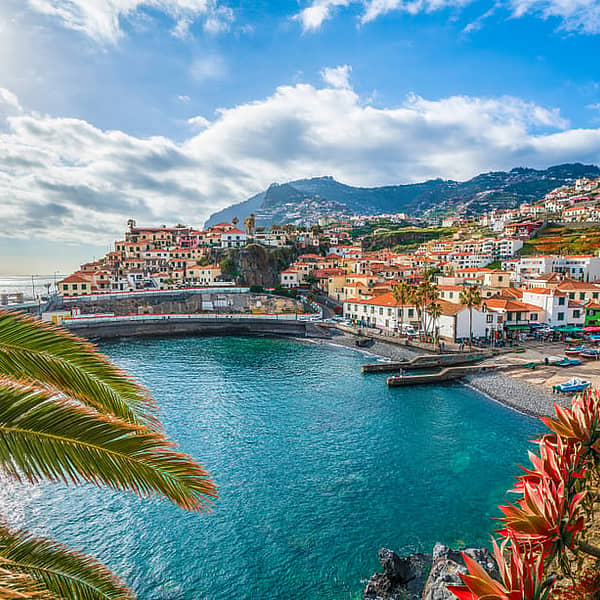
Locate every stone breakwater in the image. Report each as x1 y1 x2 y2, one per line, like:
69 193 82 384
363 543 499 600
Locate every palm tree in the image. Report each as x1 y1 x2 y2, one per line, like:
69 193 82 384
392 281 411 335
459 285 482 349
427 300 443 350
0 310 217 599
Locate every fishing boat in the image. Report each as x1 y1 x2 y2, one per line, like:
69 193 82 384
553 378 591 394
553 357 583 367
580 349 600 360
565 346 586 357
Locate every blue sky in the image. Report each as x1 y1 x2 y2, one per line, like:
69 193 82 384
1 0 600 273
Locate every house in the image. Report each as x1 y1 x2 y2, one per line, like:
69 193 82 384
186 264 222 286
485 298 543 334
584 301 600 327
521 288 568 326
220 228 247 248
58 273 94 296
280 268 299 289
425 300 503 342
343 292 418 332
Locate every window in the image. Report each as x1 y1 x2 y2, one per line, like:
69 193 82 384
557 312 565 321
559 297 565 306
81 284 87 290
72 284 78 290
486 315 493 323
530 313 538 321
574 310 580 319
63 284 68 291
569 293 575 299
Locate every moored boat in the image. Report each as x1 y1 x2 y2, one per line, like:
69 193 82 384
580 349 600 360
553 378 591 393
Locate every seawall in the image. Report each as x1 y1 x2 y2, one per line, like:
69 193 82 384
64 315 329 340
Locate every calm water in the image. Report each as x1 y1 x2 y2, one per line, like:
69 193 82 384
1 337 542 599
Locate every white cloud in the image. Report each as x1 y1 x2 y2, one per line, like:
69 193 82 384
295 0 352 31
177 95 191 102
1 71 600 245
189 53 226 82
188 115 211 128
296 0 600 33
0 88 22 112
26 0 234 42
320 65 352 89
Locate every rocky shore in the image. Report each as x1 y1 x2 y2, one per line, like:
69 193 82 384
466 371 568 417
363 543 498 600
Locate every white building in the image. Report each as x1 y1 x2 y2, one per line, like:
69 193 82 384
515 256 600 283
280 268 299 289
426 301 503 342
221 228 247 248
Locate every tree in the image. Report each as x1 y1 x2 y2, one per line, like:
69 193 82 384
459 285 482 349
392 281 411 334
243 214 255 236
0 310 217 599
427 300 443 349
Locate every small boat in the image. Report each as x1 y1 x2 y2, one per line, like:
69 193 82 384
554 378 591 393
565 346 586 357
355 337 374 348
580 349 600 360
553 358 583 367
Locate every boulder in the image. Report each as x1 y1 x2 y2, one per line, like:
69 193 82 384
421 543 499 600
363 548 432 600
363 543 499 600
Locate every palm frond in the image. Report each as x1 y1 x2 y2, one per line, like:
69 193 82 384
0 310 158 429
0 523 131 600
0 378 217 511
0 563 55 599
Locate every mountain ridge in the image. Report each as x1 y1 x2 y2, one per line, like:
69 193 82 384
205 163 600 228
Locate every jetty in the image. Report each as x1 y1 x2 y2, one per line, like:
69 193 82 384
387 364 499 386
362 352 489 373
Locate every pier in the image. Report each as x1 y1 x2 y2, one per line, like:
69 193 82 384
387 365 500 386
361 352 488 373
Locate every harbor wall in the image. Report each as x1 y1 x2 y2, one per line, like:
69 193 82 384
64 316 328 340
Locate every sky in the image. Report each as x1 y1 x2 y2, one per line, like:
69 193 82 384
1 0 600 274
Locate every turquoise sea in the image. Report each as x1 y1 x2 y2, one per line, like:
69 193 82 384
1 337 543 599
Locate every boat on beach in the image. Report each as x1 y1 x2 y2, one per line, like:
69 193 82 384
553 357 583 367
565 346 586 356
580 349 600 360
553 378 591 394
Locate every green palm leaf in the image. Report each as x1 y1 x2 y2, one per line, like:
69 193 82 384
0 378 217 511
0 523 131 600
0 311 158 429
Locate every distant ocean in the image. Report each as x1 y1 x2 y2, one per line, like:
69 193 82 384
0 275 63 299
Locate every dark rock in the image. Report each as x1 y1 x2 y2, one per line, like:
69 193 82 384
363 543 498 600
422 544 498 600
363 548 432 600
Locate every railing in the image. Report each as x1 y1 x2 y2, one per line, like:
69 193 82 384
61 286 251 303
65 312 321 326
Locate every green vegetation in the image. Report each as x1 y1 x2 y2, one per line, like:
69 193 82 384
519 224 600 256
0 310 216 599
361 226 458 252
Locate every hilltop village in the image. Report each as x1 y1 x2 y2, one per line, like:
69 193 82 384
56 176 600 343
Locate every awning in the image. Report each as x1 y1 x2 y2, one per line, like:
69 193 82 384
554 326 584 333
505 324 530 330
584 326 600 333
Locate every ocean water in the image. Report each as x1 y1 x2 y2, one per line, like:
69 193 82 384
0 275 61 298
1 337 543 599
